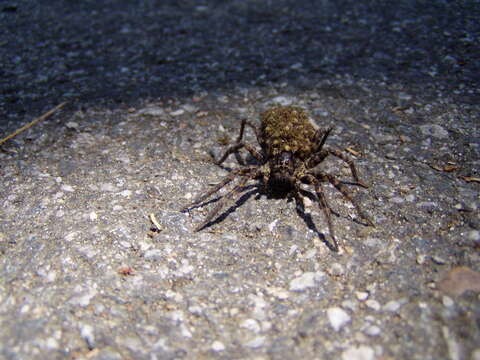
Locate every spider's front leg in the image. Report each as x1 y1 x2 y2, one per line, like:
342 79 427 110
193 167 262 232
302 174 340 252
215 119 264 166
181 167 255 212
321 173 374 228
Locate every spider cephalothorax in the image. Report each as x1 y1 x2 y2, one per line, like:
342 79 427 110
182 106 374 251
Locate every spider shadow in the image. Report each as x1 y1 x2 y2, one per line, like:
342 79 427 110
293 189 340 252
193 180 340 252
193 184 260 231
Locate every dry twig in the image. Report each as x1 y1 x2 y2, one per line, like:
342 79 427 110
0 101 68 146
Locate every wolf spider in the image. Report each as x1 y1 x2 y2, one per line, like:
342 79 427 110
182 106 374 252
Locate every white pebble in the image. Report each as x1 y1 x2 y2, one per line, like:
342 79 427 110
356 291 369 301
365 299 381 311
327 307 351 332
61 184 75 192
170 109 185 116
342 345 375 360
383 300 402 312
80 323 95 348
211 341 225 352
364 325 381 337
241 319 261 333
244 336 265 349
289 272 316 292
442 296 454 307
467 230 480 242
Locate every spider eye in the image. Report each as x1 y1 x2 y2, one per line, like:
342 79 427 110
279 151 292 166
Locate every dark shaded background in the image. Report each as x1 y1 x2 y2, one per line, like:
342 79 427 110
1 0 478 129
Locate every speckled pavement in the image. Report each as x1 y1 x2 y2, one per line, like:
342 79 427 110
1 1 479 359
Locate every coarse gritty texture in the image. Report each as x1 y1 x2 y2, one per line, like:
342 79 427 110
261 106 317 158
1 1 480 360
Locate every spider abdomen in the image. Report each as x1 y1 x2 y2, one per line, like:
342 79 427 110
260 106 317 160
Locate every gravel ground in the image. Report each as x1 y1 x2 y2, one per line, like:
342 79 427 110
1 1 479 359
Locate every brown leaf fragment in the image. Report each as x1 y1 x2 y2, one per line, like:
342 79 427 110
345 147 361 157
438 266 480 296
459 176 480 183
442 165 459 172
429 164 460 172
430 164 444 171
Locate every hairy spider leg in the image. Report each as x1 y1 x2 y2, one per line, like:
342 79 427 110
194 168 261 231
182 167 256 211
322 173 374 227
303 174 339 252
215 119 264 165
313 126 334 153
326 148 369 188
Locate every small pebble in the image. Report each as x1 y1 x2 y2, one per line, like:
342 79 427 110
467 230 480 242
365 299 381 311
144 249 163 261
289 272 320 292
383 300 402 312
364 325 381 337
211 341 225 352
244 336 265 349
327 307 351 332
80 323 95 349
342 345 375 360
61 184 75 192
356 291 369 301
420 124 449 139
442 296 454 308
241 319 261 333
170 109 185 116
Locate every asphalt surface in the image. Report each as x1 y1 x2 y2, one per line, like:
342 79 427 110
1 1 479 359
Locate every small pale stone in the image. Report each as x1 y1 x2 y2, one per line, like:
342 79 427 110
420 124 449 139
383 300 402 312
144 249 163 261
211 341 225 352
241 319 261 333
327 307 351 332
442 296 454 307
61 184 75 192
80 324 95 348
342 345 375 360
89 212 98 221
244 336 265 349
66 121 79 129
100 183 116 192
467 230 480 242
170 109 185 116
289 272 316 291
365 299 381 311
356 291 369 301
266 287 289 300
119 190 132 197
364 325 381 337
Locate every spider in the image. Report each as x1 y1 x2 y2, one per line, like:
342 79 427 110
182 106 374 251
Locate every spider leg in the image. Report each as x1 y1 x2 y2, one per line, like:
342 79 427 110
325 147 368 188
323 173 374 227
194 169 261 231
302 174 339 252
312 126 334 152
182 167 256 211
215 119 264 166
